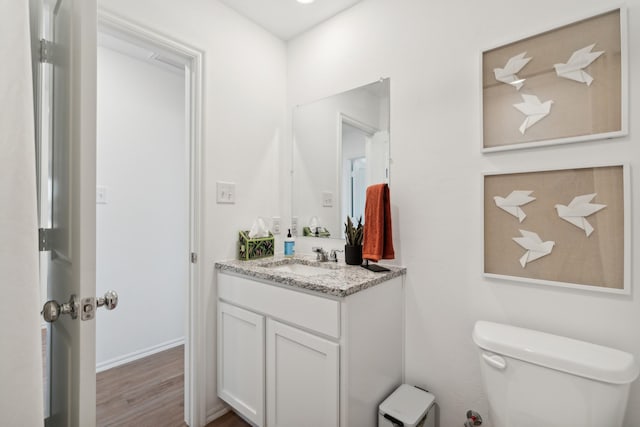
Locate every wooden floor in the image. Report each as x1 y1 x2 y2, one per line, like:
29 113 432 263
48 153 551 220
96 345 185 426
205 411 249 427
95 344 249 427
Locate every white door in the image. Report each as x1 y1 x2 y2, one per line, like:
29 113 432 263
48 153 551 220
217 301 266 427
266 319 339 427
33 0 100 425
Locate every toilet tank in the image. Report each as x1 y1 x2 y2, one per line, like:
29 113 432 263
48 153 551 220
473 321 639 427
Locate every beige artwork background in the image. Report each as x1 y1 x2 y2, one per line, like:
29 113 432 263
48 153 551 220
483 9 622 149
484 165 624 289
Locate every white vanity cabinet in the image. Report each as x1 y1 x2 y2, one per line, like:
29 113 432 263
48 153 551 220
266 319 339 426
216 268 404 427
218 301 265 425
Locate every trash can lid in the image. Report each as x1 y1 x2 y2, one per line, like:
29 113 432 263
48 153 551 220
379 384 435 425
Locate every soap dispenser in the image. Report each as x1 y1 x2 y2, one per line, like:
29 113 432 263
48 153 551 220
284 229 295 257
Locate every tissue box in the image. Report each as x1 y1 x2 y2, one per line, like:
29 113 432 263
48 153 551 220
238 230 275 260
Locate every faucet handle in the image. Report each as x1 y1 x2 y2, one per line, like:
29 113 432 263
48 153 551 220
329 249 343 262
312 247 329 261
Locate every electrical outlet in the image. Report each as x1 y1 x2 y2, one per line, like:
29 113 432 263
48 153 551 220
272 216 281 234
96 186 108 204
216 181 236 204
322 191 333 207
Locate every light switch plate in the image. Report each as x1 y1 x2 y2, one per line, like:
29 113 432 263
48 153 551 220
272 216 281 234
216 181 236 204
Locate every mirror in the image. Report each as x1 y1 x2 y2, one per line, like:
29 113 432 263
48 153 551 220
292 78 390 239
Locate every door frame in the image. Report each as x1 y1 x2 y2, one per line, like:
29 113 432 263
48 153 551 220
97 10 205 426
336 113 378 236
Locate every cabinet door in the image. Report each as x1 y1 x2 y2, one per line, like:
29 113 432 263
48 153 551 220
266 319 339 427
218 301 265 426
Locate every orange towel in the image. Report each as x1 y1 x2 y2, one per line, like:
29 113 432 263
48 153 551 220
362 183 395 262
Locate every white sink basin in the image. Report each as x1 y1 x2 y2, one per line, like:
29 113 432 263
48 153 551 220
265 262 333 277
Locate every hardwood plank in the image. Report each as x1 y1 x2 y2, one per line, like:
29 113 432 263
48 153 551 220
87 343 250 427
205 411 250 427
96 345 185 427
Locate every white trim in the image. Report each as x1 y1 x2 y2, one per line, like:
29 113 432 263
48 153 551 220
95 338 185 373
337 112 379 237
206 405 256 427
206 406 230 424
340 113 379 136
97 10 205 427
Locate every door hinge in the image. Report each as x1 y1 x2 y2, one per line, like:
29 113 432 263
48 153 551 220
39 38 54 64
190 252 198 263
39 228 52 252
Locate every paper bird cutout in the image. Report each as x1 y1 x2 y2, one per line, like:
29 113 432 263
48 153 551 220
513 229 555 268
554 44 604 86
494 52 532 90
513 94 553 134
555 193 606 237
494 191 536 223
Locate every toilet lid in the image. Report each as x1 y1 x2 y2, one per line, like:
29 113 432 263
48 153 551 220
473 321 640 384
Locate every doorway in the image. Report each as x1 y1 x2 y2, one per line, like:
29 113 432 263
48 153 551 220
33 2 204 424
96 27 187 424
340 116 381 231
94 12 205 426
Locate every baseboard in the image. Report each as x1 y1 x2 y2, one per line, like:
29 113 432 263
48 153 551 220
96 337 185 373
206 405 230 424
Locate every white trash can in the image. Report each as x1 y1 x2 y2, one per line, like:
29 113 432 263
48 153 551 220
378 384 435 427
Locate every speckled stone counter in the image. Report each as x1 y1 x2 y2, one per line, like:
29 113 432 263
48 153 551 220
215 255 406 297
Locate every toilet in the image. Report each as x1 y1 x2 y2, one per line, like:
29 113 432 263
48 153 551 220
473 321 639 427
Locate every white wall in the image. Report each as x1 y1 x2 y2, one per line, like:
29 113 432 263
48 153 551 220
96 45 187 368
97 0 287 419
288 1 640 426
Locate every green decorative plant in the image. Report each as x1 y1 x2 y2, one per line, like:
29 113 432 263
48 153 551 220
344 216 363 246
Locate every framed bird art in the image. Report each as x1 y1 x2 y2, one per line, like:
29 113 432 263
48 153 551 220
481 6 628 152
483 163 629 294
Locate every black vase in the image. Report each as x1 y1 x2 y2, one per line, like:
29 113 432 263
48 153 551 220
344 245 363 266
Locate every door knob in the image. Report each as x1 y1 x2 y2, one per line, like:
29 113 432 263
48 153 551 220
41 295 78 323
80 290 119 321
97 290 118 310
42 290 118 323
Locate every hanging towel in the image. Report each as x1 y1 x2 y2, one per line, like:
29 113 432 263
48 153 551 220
0 0 45 423
362 183 395 262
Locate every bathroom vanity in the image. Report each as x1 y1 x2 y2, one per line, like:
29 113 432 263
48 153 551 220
215 256 406 427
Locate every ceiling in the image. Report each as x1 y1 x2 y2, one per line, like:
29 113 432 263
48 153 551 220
218 0 364 40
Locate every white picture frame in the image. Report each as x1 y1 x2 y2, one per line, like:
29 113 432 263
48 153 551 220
483 163 630 294
481 6 628 153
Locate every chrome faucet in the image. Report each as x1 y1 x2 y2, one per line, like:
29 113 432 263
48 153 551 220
312 247 329 262
329 249 342 262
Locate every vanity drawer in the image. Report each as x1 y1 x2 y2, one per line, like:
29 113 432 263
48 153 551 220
218 272 341 339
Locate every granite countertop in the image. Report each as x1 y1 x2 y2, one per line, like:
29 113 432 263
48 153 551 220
215 255 406 297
